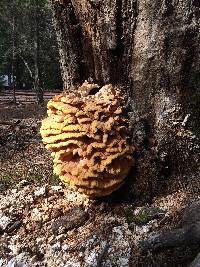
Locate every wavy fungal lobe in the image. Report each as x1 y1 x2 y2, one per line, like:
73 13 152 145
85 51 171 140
40 82 134 197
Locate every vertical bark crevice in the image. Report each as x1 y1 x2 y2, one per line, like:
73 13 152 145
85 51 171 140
51 0 87 89
51 0 139 86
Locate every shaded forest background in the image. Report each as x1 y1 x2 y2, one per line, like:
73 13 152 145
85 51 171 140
0 0 62 95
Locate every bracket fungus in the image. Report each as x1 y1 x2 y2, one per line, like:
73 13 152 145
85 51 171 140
40 82 135 198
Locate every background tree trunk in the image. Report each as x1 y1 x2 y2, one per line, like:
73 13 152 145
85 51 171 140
50 0 200 199
33 0 44 104
11 14 16 104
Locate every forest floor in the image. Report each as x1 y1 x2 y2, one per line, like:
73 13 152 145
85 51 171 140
0 97 200 267
0 95 56 188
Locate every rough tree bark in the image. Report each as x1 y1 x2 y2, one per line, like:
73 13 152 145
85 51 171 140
50 0 200 199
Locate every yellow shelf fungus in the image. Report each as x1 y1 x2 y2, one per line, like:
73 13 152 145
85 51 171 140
40 82 135 198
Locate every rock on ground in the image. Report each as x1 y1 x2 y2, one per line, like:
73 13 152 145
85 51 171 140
0 183 189 266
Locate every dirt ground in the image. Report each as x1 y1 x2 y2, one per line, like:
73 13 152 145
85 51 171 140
0 92 200 267
0 93 60 189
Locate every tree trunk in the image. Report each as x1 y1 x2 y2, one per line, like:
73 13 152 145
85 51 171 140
8 71 12 91
33 0 44 104
50 0 200 199
11 15 16 104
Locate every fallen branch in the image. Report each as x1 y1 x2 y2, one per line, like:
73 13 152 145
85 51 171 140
140 223 200 251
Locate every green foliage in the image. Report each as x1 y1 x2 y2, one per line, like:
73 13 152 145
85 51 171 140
49 174 60 186
0 174 14 192
0 0 62 91
124 207 166 225
25 173 60 186
124 207 150 224
28 173 44 183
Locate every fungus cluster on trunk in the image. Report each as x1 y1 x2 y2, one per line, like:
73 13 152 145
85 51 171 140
40 82 134 197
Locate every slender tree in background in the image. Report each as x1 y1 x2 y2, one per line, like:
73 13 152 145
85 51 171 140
51 0 200 198
11 9 16 104
0 0 62 101
33 0 44 103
